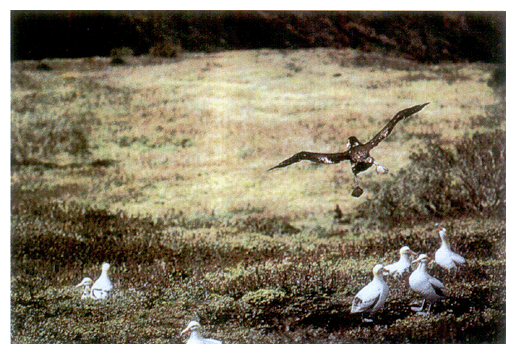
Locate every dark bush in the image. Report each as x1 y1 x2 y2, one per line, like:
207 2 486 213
355 129 505 228
149 39 183 58
110 57 125 65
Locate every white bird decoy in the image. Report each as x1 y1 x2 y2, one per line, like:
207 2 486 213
435 224 465 270
409 254 447 315
384 246 418 279
75 277 93 299
351 264 390 322
181 321 222 344
91 262 113 300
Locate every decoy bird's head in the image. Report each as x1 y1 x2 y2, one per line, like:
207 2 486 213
181 321 201 335
101 262 111 273
400 246 417 258
347 136 361 149
373 264 388 277
412 254 430 265
436 223 449 243
76 277 93 288
436 223 447 235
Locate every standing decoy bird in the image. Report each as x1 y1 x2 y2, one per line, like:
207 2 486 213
409 254 447 315
91 262 113 300
351 264 390 322
384 246 418 279
435 224 465 271
75 277 93 299
268 103 430 197
181 321 222 344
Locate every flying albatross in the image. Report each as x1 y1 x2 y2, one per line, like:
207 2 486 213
268 103 430 197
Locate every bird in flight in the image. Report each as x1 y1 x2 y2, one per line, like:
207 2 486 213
268 103 429 197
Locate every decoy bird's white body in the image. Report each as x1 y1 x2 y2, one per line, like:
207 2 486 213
91 262 113 300
384 246 417 279
351 264 389 321
181 321 222 344
75 277 93 299
409 254 447 315
435 225 465 270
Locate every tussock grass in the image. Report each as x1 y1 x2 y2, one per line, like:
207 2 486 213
11 193 505 343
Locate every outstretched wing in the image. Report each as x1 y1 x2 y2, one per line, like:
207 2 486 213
268 151 351 171
364 102 430 150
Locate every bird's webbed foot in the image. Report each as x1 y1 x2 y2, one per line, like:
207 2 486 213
411 300 426 312
351 176 363 198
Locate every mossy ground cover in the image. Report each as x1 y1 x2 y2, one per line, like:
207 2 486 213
10 49 505 343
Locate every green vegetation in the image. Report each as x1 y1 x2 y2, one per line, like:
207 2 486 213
11 48 505 343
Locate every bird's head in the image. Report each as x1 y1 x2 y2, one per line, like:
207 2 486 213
436 223 449 243
347 136 361 149
181 321 201 335
400 246 417 258
373 264 388 277
101 262 111 273
76 277 93 288
411 254 430 265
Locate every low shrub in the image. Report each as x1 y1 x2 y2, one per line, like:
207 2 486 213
355 129 505 228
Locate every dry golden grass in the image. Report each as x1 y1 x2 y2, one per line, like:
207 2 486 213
11 48 499 225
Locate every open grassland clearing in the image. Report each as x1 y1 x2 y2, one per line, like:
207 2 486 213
11 48 505 343
11 48 500 221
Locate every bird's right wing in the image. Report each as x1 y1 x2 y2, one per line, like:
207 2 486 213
268 151 351 171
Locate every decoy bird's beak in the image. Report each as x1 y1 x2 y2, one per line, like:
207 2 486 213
180 328 190 335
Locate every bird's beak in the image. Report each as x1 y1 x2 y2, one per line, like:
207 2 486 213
411 258 421 264
181 327 191 335
410 251 418 259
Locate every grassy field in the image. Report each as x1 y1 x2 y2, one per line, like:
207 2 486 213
10 48 505 343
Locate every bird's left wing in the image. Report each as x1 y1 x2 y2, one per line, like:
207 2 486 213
268 151 350 171
429 276 447 297
351 292 380 313
364 102 430 150
451 252 465 265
